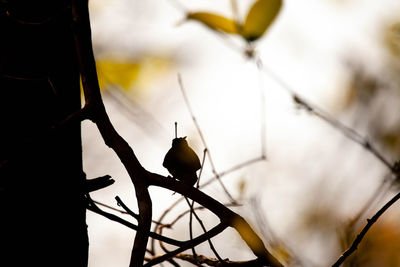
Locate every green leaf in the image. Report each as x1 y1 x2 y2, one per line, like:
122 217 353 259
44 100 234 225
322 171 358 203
186 12 238 34
241 0 282 42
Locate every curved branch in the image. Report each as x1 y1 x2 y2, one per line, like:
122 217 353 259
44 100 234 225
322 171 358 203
145 223 228 266
148 173 283 267
87 197 183 247
71 1 152 266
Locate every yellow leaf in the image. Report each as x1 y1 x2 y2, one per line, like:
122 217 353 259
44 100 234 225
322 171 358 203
186 12 238 34
241 0 282 42
96 60 140 91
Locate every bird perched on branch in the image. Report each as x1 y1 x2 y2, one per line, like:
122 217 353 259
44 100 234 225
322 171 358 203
163 124 201 187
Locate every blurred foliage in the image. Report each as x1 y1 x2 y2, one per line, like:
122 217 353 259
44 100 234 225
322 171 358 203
185 0 282 43
96 59 140 91
384 22 400 61
93 54 174 94
186 12 238 34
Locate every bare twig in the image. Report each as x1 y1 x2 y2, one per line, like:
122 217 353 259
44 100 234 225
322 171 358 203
92 200 128 214
292 94 393 170
257 59 267 159
175 253 266 266
151 156 263 253
184 197 225 262
86 196 183 247
145 223 228 267
178 74 237 204
148 172 283 267
332 191 400 267
150 156 262 254
256 59 396 174
115 196 164 225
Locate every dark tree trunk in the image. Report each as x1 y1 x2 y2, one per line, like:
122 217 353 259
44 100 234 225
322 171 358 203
0 1 88 266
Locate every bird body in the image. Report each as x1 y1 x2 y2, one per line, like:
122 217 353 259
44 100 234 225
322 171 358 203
163 137 201 187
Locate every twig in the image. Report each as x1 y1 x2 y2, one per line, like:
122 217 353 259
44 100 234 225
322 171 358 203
151 156 263 253
187 196 197 257
187 148 208 258
174 253 265 266
292 94 393 170
178 74 237 204
144 223 228 267
92 200 128 214
332 191 400 267
201 156 264 188
257 59 267 159
115 196 165 225
184 197 225 262
257 59 395 173
148 172 283 267
169 203 241 227
86 197 183 247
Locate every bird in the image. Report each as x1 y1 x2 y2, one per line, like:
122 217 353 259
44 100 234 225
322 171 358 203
163 136 201 187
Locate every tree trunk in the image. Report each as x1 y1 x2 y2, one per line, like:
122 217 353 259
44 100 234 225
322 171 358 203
0 1 87 266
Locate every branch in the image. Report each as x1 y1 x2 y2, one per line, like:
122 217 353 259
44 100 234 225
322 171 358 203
144 223 228 267
292 94 393 171
116 196 164 225
257 60 397 174
174 253 266 266
148 173 283 267
178 74 237 204
86 197 183 247
71 1 152 266
150 156 263 253
184 197 224 262
332 191 400 267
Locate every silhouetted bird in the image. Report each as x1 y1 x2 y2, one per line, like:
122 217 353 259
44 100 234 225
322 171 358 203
163 137 201 187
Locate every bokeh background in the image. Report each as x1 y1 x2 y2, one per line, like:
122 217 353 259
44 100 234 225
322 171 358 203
82 0 400 266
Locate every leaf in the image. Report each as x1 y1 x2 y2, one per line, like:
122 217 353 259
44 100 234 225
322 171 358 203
186 12 238 35
96 60 140 91
241 0 282 42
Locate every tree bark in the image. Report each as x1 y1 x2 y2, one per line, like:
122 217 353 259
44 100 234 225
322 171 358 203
0 1 87 266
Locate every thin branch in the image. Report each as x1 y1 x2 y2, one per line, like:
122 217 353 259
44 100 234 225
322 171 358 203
178 74 237 204
169 203 241 227
201 156 264 188
257 59 267 159
148 172 283 267
92 200 128 214
346 173 393 233
115 196 165 225
184 197 225 262
188 148 208 258
175 253 265 266
151 156 263 253
144 223 228 267
257 59 396 173
292 94 393 170
332 191 400 267
86 197 183 247
187 196 197 257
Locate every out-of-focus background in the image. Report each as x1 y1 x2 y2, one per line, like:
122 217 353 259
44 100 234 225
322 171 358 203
83 0 400 266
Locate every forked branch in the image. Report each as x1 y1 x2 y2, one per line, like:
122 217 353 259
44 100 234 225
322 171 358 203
71 1 282 266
